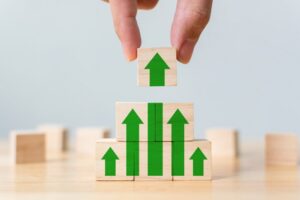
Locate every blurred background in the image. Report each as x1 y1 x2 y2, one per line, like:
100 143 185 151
0 0 299 140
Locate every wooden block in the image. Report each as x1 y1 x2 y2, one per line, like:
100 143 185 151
265 133 299 166
10 130 46 164
96 139 133 180
173 139 212 181
205 128 239 158
116 102 194 142
135 142 172 180
76 127 110 155
163 103 194 141
37 125 68 155
137 47 177 87
116 102 148 142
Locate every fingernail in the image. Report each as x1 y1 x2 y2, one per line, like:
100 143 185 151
178 40 195 64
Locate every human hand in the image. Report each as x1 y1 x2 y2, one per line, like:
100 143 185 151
105 0 212 63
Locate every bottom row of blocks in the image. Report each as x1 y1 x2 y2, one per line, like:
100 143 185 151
95 139 212 180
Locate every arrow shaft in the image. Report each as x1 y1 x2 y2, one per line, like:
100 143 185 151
105 160 116 176
126 141 139 176
149 70 165 86
170 114 186 176
171 124 185 141
125 123 140 176
126 124 139 141
193 160 204 176
172 141 184 175
148 103 163 176
171 123 184 175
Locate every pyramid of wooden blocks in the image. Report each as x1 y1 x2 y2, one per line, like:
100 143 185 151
137 47 177 87
96 102 212 181
10 130 46 164
76 127 110 155
96 47 211 181
37 125 68 155
205 128 239 158
265 133 299 166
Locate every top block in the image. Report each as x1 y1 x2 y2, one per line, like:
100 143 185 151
137 47 177 87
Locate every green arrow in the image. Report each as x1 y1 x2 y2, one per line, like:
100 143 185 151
168 109 189 176
145 53 170 86
101 147 119 176
190 148 207 176
122 109 143 176
148 103 163 176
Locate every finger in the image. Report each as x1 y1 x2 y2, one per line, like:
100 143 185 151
103 0 158 10
109 0 141 61
171 0 212 63
137 0 159 10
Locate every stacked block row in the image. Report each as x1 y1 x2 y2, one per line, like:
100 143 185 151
96 102 212 181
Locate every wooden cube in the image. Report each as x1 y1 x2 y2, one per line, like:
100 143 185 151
76 127 110 155
173 139 212 180
265 133 299 166
10 130 46 164
116 102 194 142
135 142 172 180
116 102 148 142
137 47 177 87
205 128 239 158
37 125 68 155
163 103 194 141
96 139 133 180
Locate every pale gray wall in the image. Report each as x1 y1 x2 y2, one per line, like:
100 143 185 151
1 0 300 139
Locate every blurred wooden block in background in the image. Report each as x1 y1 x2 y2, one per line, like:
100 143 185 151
205 128 239 158
173 139 212 181
10 130 46 164
96 139 133 181
76 127 110 155
37 125 68 156
265 133 299 166
137 47 177 87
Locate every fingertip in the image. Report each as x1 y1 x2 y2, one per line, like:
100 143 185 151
177 39 195 64
137 0 158 10
122 42 140 62
125 50 137 61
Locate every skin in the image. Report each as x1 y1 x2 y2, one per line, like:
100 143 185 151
106 0 212 63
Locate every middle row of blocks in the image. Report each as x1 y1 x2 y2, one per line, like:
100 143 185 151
116 102 194 141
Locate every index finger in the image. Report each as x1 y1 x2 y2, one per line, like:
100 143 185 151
109 0 141 61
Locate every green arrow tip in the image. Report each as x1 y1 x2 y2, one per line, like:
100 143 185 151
122 109 143 124
167 109 189 124
190 148 207 160
145 53 170 70
102 147 119 160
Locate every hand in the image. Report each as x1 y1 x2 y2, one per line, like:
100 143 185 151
106 0 212 63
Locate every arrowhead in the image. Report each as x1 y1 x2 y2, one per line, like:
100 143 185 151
167 109 189 124
102 147 119 160
190 148 207 160
145 53 170 70
122 109 143 125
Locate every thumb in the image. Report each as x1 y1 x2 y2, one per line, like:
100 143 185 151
171 0 212 63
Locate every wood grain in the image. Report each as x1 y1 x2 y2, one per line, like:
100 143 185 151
137 47 177 86
0 140 300 200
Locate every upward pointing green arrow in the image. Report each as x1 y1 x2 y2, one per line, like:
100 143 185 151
122 109 143 176
168 109 189 176
190 148 207 176
102 147 119 176
145 53 170 86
